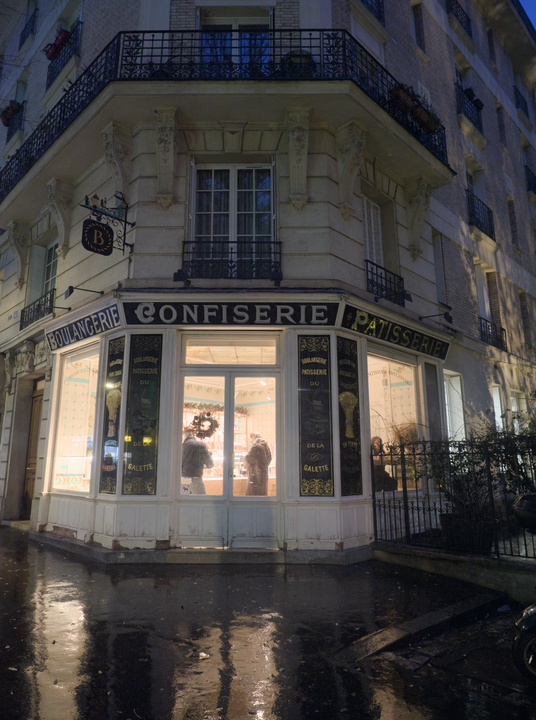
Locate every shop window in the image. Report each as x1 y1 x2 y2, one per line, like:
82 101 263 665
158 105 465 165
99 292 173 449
511 391 528 433
52 346 99 493
444 373 465 440
368 354 418 490
181 335 278 497
492 385 504 431
190 165 274 279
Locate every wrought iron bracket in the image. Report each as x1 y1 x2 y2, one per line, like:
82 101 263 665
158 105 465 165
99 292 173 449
80 191 135 253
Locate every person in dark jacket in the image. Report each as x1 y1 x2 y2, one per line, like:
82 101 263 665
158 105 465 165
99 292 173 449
244 433 272 496
181 430 214 494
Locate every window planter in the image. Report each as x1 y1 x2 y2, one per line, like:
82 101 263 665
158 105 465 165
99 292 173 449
0 101 21 127
43 28 71 61
389 85 415 113
411 103 440 133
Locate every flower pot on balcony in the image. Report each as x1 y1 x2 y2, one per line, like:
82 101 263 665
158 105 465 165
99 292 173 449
411 103 440 133
44 42 59 60
281 50 316 78
389 85 415 113
0 111 11 127
55 28 71 48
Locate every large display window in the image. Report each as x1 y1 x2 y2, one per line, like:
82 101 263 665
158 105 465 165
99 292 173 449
181 335 278 497
52 346 100 492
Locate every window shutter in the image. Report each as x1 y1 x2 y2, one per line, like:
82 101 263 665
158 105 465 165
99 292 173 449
364 197 383 266
27 245 45 304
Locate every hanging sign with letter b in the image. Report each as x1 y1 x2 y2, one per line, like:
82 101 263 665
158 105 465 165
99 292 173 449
82 218 114 256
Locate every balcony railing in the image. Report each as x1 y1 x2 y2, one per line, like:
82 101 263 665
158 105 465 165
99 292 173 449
20 288 55 331
46 22 83 89
479 317 507 352
446 0 472 38
176 240 282 283
0 29 450 206
365 259 409 307
514 85 529 118
525 165 536 193
455 83 483 134
360 0 385 25
467 190 495 240
19 9 38 50
6 102 26 144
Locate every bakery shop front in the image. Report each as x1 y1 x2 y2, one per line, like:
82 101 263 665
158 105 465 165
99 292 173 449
35 293 449 560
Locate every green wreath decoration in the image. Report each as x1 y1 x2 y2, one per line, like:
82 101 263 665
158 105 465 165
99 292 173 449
190 411 220 439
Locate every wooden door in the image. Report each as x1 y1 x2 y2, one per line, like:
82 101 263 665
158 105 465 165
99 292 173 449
22 380 43 519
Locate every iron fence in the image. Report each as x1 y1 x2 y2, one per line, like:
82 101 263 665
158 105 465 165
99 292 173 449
479 316 507 352
0 29 449 205
467 189 495 240
19 288 55 331
372 437 536 559
365 259 408 306
455 82 483 133
46 22 83 89
178 239 282 282
446 0 472 37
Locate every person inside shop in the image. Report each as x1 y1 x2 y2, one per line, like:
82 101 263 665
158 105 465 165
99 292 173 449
371 436 397 492
244 433 272 496
181 427 214 495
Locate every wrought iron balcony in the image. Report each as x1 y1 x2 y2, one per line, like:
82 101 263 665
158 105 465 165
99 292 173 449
365 259 410 307
20 288 55 331
479 317 507 352
360 0 384 25
525 165 536 193
455 83 483 134
6 102 26 144
19 9 38 50
467 190 495 240
46 22 83 90
446 0 472 38
514 85 529 118
0 29 450 206
176 240 282 284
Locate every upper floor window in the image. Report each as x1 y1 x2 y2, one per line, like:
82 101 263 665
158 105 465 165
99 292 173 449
363 196 383 266
43 240 58 296
412 3 426 53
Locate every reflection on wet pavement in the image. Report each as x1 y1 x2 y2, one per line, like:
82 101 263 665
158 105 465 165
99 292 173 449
0 526 526 720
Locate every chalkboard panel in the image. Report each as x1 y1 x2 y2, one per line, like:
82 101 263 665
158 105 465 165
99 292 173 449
337 337 362 496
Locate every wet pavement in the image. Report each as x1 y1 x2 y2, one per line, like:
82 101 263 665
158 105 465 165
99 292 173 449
0 525 535 719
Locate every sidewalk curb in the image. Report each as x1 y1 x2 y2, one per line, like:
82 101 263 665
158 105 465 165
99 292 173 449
333 590 505 664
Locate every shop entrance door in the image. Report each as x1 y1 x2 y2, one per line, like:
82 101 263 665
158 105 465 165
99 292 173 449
22 379 44 519
181 372 278 547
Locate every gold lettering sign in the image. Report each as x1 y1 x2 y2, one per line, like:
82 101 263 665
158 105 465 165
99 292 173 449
82 218 114 256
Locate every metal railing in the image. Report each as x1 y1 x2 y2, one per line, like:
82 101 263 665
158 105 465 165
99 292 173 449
46 22 83 89
177 240 282 282
360 0 385 25
19 288 55 331
514 85 529 118
0 29 450 206
6 102 25 144
372 437 536 559
525 165 536 193
446 0 472 37
455 82 483 133
479 316 507 351
19 9 38 50
467 190 495 240
365 259 408 307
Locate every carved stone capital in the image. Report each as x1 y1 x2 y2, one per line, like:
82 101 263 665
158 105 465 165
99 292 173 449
287 108 310 210
5 221 27 290
17 340 35 375
336 121 366 219
48 178 73 258
3 351 15 394
407 178 432 259
154 107 177 208
102 122 132 198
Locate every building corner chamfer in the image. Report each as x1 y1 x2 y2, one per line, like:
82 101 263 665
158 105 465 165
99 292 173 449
5 221 28 290
47 178 73 259
336 121 366 220
102 121 133 201
406 178 432 259
287 108 310 211
154 107 177 210
3 351 15 394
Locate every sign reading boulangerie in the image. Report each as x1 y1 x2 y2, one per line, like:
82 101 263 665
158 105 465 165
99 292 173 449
46 304 121 350
122 335 162 495
298 336 333 496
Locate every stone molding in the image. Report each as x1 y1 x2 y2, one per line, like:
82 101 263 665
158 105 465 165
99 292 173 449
407 178 432 259
47 178 73 259
287 108 310 211
102 122 132 201
5 221 27 289
336 121 366 220
154 107 177 209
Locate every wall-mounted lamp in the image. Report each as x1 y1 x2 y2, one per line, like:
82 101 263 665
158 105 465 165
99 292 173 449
419 311 453 324
65 285 105 299
54 305 71 312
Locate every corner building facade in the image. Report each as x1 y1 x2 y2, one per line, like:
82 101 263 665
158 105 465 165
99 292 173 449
0 0 535 559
